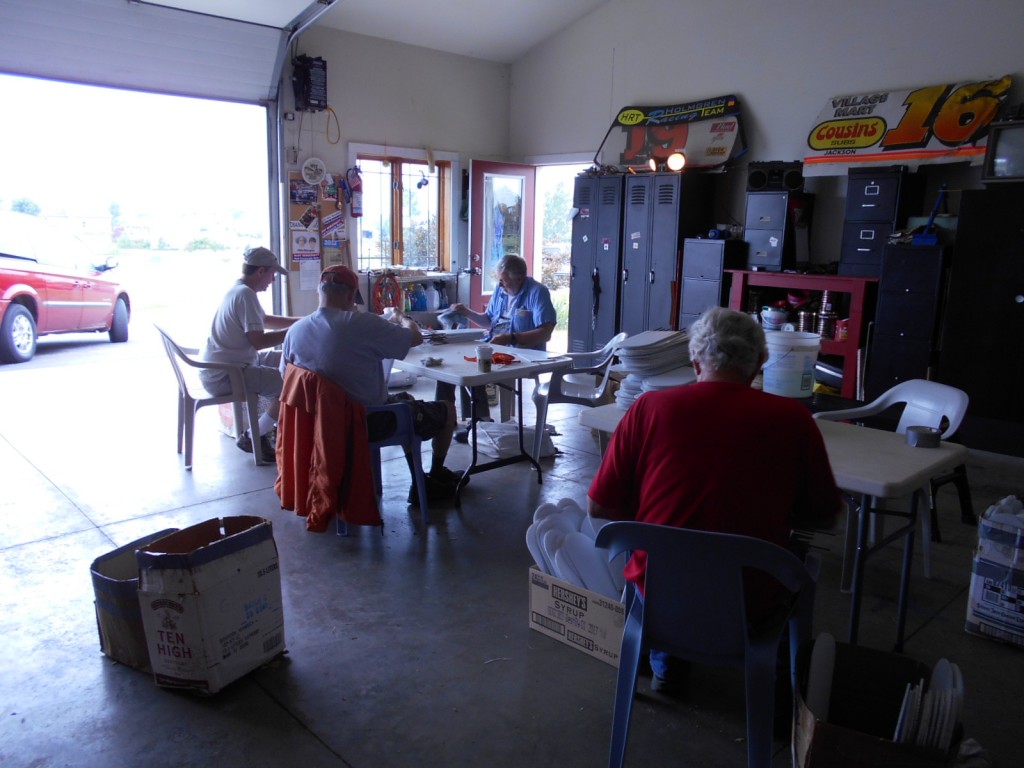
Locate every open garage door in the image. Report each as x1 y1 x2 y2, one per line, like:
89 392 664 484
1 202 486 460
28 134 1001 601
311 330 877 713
0 0 335 104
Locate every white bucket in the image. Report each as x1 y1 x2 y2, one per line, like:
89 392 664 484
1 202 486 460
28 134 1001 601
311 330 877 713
762 331 820 398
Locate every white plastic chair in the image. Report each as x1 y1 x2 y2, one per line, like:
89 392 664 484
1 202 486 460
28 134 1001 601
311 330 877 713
813 379 971 579
531 332 628 461
155 325 264 470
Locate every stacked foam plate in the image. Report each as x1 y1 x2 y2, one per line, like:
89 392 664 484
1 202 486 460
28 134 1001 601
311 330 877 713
892 657 965 752
641 365 697 393
525 498 626 600
612 330 692 409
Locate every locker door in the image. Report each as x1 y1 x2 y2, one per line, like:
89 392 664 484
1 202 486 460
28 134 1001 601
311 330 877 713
566 176 598 353
619 175 653 336
648 174 682 331
591 175 624 349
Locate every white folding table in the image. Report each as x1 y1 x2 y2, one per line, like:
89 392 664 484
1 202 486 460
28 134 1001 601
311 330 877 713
577 404 968 652
394 339 571 505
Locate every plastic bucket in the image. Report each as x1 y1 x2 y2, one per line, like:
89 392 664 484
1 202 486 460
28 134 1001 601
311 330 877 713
762 331 820 398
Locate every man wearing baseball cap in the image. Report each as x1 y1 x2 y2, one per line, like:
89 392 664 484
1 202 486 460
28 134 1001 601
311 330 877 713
199 246 299 462
280 264 462 505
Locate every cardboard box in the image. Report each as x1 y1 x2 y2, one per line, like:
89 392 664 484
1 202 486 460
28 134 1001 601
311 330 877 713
217 402 247 438
964 517 1024 646
527 566 624 667
794 640 956 768
136 516 285 694
91 529 179 672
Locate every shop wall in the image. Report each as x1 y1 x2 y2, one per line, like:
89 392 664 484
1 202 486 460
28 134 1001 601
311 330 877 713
508 0 1024 264
281 27 511 313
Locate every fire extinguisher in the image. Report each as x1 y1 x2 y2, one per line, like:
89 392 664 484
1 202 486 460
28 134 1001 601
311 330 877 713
346 167 363 218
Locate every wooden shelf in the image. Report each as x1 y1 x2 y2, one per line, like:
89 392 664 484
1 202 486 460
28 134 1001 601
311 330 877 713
725 270 878 399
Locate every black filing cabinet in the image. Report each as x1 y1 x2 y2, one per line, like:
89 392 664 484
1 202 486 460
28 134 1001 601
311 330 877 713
744 191 791 271
865 244 947 399
839 166 923 277
678 238 747 329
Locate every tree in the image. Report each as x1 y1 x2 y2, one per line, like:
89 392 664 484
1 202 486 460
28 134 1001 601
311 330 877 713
542 181 572 244
11 198 40 216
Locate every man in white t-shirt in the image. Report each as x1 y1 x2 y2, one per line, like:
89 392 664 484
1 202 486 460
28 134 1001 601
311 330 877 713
200 247 299 462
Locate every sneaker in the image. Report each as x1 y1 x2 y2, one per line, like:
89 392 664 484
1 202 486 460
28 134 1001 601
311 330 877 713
236 431 275 463
430 466 467 486
454 428 470 444
258 433 276 463
236 431 254 453
650 673 685 697
407 475 457 506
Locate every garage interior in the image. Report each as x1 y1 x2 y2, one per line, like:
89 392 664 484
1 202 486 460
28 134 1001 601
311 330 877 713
2 1 1024 766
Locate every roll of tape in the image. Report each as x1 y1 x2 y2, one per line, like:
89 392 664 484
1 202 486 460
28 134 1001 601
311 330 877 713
906 425 941 448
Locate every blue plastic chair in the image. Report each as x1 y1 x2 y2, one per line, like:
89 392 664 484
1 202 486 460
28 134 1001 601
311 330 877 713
594 522 819 768
336 401 429 535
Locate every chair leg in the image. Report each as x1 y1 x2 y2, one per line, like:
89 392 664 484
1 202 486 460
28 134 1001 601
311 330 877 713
244 394 264 467
176 394 186 454
408 443 429 525
608 594 644 768
744 642 780 768
184 403 197 471
532 394 550 464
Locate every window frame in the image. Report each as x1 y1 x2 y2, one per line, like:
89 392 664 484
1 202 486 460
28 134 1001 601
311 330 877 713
348 143 460 272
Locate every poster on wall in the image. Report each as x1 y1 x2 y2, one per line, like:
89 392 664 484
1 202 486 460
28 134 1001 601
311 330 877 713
803 75 1012 176
596 95 746 170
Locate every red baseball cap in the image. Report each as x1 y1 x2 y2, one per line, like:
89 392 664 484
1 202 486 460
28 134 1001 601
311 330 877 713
320 265 364 304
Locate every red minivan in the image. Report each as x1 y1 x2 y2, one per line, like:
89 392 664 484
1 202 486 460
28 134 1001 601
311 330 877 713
0 211 130 363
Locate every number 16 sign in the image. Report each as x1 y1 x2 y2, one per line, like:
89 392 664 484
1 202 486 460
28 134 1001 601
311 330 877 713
803 75 1012 175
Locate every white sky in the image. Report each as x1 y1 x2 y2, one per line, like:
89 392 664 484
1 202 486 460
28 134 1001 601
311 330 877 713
0 73 268 223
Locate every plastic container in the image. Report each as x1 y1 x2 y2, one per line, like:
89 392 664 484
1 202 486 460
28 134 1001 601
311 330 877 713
762 331 820 398
424 283 440 311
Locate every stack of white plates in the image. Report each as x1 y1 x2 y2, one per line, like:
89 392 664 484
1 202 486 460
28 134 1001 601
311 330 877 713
641 365 697 393
892 658 965 752
613 374 646 410
525 498 626 600
612 331 692 409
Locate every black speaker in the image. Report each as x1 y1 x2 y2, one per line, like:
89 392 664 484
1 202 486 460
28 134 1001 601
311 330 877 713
746 161 804 192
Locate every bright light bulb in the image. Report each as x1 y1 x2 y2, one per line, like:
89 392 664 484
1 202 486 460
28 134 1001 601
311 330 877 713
667 152 686 171
648 157 658 172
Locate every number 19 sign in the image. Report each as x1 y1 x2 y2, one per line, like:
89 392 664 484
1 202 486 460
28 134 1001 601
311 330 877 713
803 75 1012 175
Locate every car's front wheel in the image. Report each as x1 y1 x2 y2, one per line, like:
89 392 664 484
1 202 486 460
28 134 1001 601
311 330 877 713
109 297 129 343
0 305 38 363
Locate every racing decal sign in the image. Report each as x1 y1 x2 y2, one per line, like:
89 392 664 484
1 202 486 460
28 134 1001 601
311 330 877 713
803 76 1012 176
598 95 746 169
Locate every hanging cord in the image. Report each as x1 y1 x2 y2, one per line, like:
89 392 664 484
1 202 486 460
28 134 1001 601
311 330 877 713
325 106 341 145
372 273 402 314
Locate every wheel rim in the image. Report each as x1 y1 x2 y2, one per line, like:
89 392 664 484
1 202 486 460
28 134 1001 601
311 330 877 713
11 313 34 355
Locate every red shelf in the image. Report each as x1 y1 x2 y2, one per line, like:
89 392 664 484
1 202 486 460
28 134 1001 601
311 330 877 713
725 270 878 399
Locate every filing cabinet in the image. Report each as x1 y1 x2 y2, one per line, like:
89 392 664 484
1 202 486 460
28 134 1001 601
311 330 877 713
839 166 924 277
678 238 747 329
864 244 947 399
743 190 813 271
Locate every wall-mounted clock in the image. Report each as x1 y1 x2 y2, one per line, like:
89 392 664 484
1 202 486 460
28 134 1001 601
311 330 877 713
301 157 327 185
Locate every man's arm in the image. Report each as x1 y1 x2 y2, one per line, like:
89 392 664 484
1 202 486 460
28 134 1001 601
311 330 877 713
490 322 555 348
264 314 299 330
448 303 490 328
245 328 289 350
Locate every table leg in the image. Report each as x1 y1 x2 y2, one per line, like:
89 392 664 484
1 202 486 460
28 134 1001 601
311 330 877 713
893 489 919 653
847 493 871 645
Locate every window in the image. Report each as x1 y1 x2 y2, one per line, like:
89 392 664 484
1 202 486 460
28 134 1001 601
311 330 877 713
354 155 451 272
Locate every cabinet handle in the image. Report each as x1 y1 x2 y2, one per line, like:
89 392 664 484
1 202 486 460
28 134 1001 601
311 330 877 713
649 269 655 284
622 268 629 283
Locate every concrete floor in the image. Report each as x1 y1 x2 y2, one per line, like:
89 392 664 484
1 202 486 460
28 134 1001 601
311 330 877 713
1 320 1022 767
